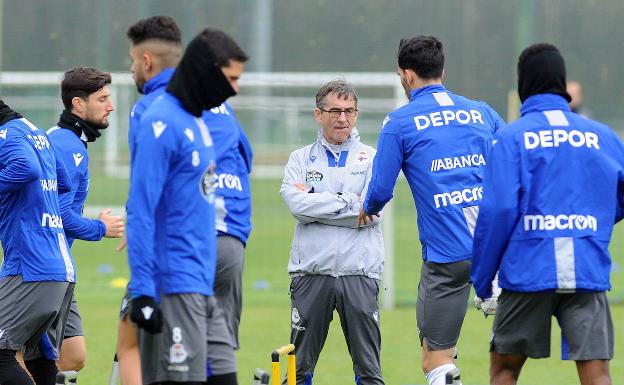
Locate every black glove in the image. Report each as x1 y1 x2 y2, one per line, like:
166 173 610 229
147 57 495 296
130 296 163 334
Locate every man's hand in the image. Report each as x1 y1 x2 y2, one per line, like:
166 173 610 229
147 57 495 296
474 295 498 317
99 208 125 238
130 296 163 334
116 234 127 252
293 182 307 191
357 207 374 226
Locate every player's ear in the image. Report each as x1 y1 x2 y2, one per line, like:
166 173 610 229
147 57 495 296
405 69 417 87
142 52 153 73
71 96 86 114
314 107 322 123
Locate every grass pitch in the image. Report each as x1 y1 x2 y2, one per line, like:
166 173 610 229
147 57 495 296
64 178 624 383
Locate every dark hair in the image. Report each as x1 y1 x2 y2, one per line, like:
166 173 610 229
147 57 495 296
315 79 357 109
61 67 112 109
126 16 181 45
198 28 248 67
397 35 444 80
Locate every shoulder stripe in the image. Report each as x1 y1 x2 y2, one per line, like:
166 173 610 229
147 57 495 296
432 92 454 107
543 110 569 126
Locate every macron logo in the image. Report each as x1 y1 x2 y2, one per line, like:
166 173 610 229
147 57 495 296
141 306 154 320
524 214 597 232
73 152 84 167
152 121 167 138
382 115 391 128
0 129 7 140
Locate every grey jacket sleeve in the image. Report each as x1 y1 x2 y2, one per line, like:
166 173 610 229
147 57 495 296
280 150 353 222
316 146 381 228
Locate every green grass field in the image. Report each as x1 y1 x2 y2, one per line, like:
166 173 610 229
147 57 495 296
61 178 624 383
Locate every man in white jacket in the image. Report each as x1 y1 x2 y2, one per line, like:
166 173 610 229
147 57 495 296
280 79 385 385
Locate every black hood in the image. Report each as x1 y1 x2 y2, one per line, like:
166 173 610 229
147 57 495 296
0 99 23 126
518 47 571 103
166 34 236 117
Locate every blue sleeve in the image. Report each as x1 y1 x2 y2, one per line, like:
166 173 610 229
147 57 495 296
484 104 506 133
617 170 624 224
128 102 145 163
126 116 175 298
471 134 521 298
237 124 253 173
609 131 624 223
0 133 41 193
226 104 253 173
53 146 72 194
363 119 403 215
59 170 106 241
224 103 253 174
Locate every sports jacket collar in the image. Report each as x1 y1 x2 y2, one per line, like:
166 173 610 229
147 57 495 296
520 93 571 117
409 84 447 101
143 67 175 95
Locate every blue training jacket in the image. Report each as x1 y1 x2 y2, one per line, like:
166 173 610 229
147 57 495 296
202 103 253 245
0 118 76 282
128 68 175 165
46 126 106 247
472 94 624 298
364 84 505 263
126 92 218 299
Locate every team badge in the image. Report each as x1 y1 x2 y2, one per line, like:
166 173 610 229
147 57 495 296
199 161 217 203
357 151 368 163
305 170 323 186
169 343 188 364
291 308 301 323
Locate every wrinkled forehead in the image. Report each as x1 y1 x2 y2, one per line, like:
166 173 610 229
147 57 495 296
323 92 357 108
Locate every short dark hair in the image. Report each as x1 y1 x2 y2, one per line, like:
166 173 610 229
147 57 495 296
198 28 248 67
315 79 357 109
61 67 112 109
126 16 181 45
397 35 444 80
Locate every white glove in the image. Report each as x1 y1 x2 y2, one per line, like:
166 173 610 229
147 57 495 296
474 295 498 316
475 272 502 317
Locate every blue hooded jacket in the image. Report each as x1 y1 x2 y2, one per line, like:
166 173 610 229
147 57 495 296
0 118 76 282
202 103 253 245
128 68 175 165
46 126 106 247
364 84 505 263
472 94 624 298
126 92 218 298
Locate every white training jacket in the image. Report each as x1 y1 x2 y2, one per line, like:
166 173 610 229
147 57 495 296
280 128 385 279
